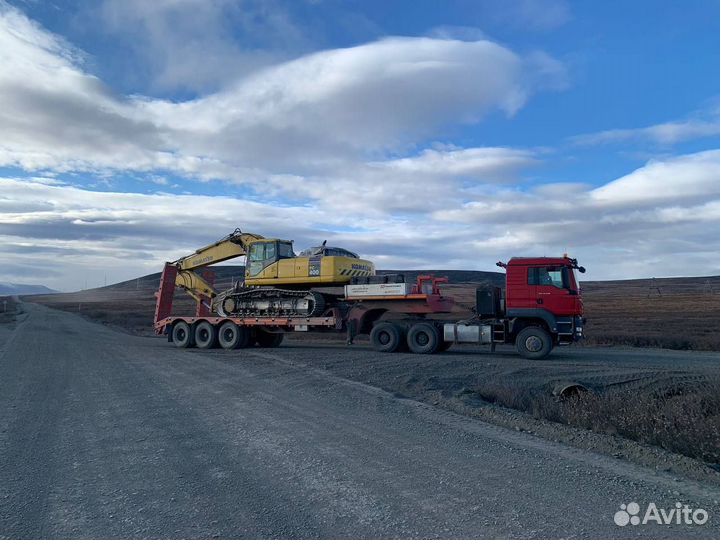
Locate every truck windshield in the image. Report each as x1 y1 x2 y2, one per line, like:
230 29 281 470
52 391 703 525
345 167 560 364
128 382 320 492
529 266 571 289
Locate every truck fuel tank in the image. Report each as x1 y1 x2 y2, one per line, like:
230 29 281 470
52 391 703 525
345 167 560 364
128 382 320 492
443 323 492 344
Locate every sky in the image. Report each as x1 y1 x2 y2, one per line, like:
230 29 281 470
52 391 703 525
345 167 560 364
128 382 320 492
1 0 720 291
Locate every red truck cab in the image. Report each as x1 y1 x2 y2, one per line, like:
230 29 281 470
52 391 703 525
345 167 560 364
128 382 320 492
505 256 583 316
497 256 585 353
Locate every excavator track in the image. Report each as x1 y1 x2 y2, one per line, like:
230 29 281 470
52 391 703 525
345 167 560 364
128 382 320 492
215 288 327 318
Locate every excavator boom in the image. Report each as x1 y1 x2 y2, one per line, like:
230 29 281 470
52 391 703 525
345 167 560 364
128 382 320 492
175 229 264 270
172 229 264 305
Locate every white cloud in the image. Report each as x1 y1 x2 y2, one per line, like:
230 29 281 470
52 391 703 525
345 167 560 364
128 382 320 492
591 150 720 205
3 148 720 290
369 147 536 177
489 0 571 30
138 36 544 160
3 2 720 286
0 1 566 222
97 0 304 93
0 176 480 289
0 3 564 191
570 106 720 146
431 150 720 279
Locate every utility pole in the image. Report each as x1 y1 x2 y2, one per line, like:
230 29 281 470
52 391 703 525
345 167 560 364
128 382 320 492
703 279 714 295
647 277 662 298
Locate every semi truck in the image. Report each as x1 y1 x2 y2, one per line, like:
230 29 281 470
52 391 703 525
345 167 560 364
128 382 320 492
153 230 585 359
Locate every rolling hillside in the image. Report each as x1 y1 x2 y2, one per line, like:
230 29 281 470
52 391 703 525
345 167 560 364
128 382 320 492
28 268 720 350
0 283 58 295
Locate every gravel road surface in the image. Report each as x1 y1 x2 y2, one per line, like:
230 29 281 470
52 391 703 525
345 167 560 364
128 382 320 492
1 303 719 539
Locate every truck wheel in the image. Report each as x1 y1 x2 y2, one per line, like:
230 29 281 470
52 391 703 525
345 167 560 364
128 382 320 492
516 326 552 359
407 322 441 354
172 321 194 348
370 322 404 353
218 321 251 350
194 321 217 349
255 330 284 348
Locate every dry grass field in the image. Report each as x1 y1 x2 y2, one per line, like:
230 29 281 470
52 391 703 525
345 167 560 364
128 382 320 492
473 376 720 464
581 277 720 350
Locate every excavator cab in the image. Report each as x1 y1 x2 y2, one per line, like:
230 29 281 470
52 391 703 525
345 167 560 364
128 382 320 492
247 240 295 277
244 237 374 286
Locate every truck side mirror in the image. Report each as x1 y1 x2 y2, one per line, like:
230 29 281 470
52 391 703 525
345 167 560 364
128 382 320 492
578 266 586 273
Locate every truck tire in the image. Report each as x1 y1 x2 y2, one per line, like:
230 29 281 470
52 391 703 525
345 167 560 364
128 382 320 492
516 326 552 359
194 321 217 349
255 330 284 348
218 321 251 350
370 322 404 353
407 322 441 354
172 321 194 348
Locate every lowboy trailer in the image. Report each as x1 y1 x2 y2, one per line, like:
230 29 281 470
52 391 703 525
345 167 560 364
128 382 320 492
153 255 585 360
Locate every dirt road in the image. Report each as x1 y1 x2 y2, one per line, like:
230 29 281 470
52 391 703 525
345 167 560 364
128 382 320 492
1 303 719 538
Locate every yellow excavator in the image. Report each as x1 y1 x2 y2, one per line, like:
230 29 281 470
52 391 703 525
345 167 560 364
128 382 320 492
173 229 375 317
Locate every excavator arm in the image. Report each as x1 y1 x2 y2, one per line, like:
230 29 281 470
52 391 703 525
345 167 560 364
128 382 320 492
175 229 264 270
173 229 264 303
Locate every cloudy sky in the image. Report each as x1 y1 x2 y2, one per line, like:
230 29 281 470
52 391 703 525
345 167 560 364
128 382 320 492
1 0 720 290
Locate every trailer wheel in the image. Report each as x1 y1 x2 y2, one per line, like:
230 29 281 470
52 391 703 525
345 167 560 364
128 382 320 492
194 321 217 349
370 322 404 353
172 321 194 348
255 330 284 348
218 321 251 350
407 322 441 354
516 326 552 359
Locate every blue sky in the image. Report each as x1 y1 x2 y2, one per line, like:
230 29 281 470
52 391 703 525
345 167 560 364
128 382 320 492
1 0 720 290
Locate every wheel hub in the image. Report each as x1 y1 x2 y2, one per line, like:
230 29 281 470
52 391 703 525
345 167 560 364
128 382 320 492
525 335 543 352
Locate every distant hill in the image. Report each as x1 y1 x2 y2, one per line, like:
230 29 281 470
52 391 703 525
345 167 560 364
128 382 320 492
104 266 247 291
0 283 58 295
99 266 720 295
29 267 720 350
379 269 505 287
102 266 506 291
